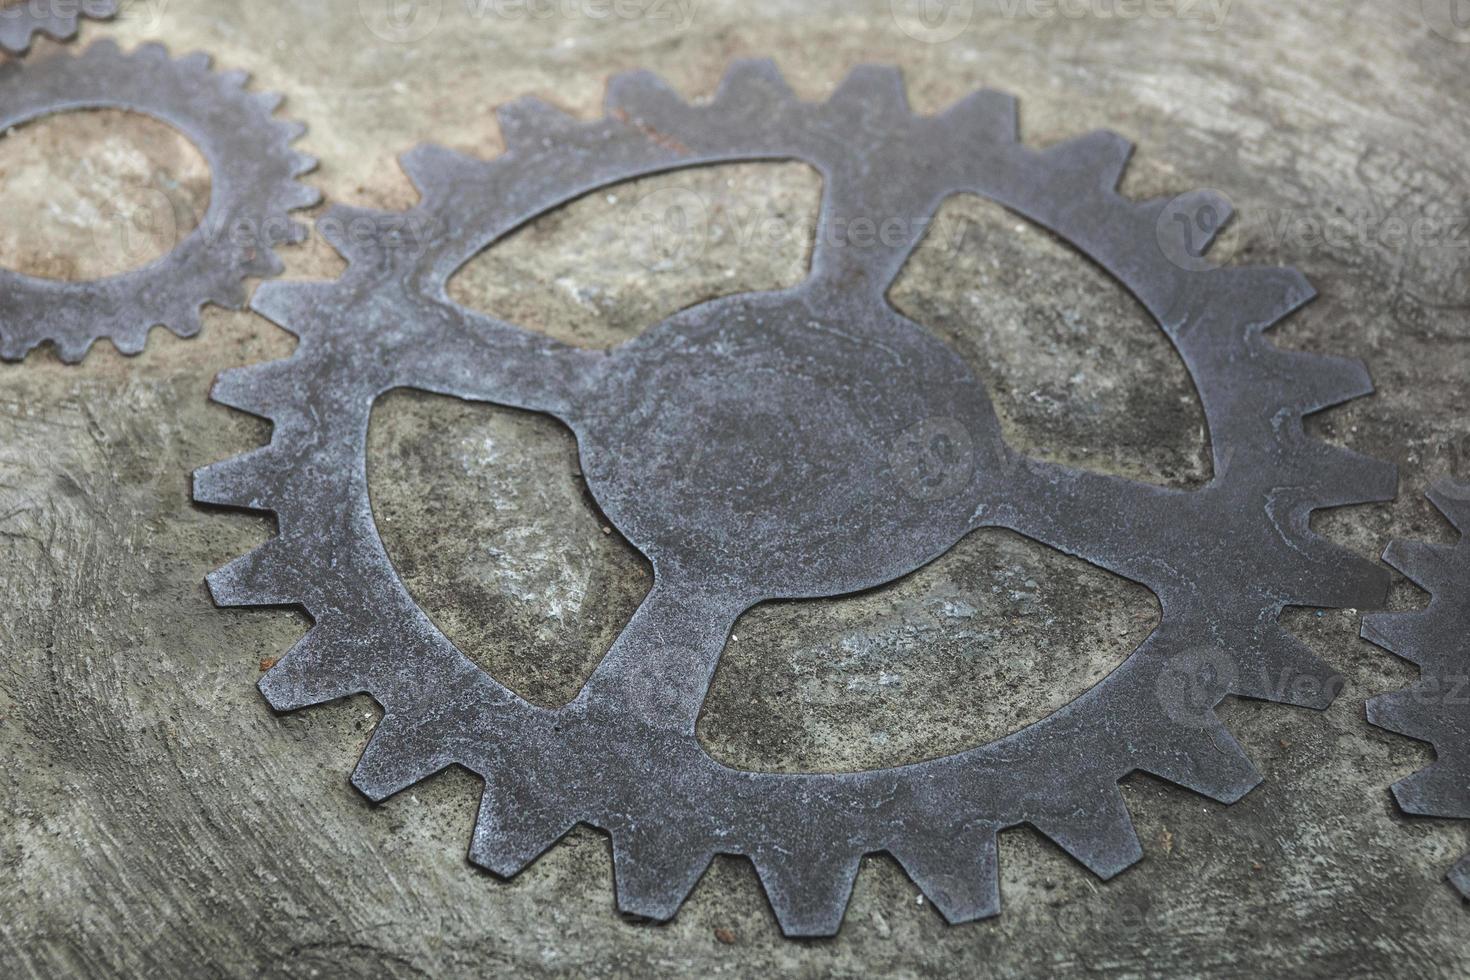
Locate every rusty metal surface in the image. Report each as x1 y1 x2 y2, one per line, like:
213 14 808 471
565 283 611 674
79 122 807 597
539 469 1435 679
194 62 1397 937
0 39 318 361
1364 481 1470 895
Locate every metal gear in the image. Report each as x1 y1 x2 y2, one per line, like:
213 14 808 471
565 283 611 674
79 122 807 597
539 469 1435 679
1363 481 1470 896
0 40 320 361
0 0 115 55
196 62 1397 936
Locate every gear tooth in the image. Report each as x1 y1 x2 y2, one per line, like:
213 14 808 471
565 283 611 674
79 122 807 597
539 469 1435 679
713 58 796 107
207 538 298 608
752 850 862 938
255 91 284 114
495 98 579 152
1299 446 1399 509
135 42 169 62
611 831 713 921
316 205 392 263
277 181 323 211
109 324 152 357
1448 852 1470 898
1139 726 1262 803
1366 689 1438 741
1041 130 1133 191
177 51 213 74
291 152 319 177
259 630 368 711
86 37 122 59
935 88 1018 140
605 69 685 119
211 363 283 416
1282 539 1391 611
1362 610 1430 661
278 119 308 143
400 142 480 199
829 64 911 117
1233 629 1343 709
1205 266 1315 330
1393 765 1470 818
56 335 96 365
469 778 575 878
1383 539 1457 585
194 448 279 510
217 68 250 90
1031 787 1143 879
208 275 250 310
1428 482 1470 533
890 832 1000 924
1260 348 1375 415
351 714 454 802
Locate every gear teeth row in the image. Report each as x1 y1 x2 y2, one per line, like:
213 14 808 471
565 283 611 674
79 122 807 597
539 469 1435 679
0 0 115 54
0 41 319 362
1362 483 1470 896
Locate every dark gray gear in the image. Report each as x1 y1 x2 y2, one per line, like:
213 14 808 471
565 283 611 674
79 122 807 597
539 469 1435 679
0 0 115 55
0 40 320 361
195 62 1396 936
1363 481 1470 896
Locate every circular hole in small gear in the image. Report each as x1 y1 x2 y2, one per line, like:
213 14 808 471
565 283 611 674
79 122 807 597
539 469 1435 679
0 108 210 280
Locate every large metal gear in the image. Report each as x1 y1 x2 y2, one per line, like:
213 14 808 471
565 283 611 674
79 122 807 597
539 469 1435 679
196 62 1397 936
0 0 115 55
1363 481 1470 895
0 40 319 361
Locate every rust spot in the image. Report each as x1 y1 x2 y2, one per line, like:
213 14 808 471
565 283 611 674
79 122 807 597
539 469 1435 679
259 657 280 672
610 107 692 156
714 927 736 945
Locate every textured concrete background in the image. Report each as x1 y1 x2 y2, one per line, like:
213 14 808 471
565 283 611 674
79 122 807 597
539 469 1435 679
1 0 1468 976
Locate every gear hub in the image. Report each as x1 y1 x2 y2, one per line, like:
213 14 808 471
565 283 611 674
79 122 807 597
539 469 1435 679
196 62 1396 935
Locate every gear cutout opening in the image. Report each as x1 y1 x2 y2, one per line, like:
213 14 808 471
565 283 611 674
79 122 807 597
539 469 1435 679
890 194 1212 490
0 108 211 280
698 527 1161 773
446 162 822 349
367 389 652 707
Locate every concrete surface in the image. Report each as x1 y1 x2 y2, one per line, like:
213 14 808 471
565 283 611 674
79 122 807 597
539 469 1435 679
1 0 1468 975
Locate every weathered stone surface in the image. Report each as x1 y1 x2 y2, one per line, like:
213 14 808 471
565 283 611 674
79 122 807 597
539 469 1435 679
2 1 1468 975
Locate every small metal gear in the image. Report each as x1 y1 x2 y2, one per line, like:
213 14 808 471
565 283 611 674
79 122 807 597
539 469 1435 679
0 0 115 55
0 40 320 361
197 62 1396 935
1363 481 1470 895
